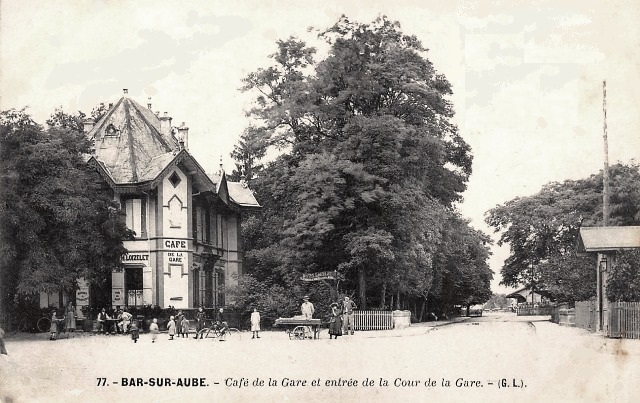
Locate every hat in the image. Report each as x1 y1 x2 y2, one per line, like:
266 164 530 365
303 295 309 300
330 302 338 307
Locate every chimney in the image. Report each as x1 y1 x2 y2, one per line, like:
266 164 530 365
108 103 113 109
83 119 95 133
177 122 189 150
123 88 128 95
159 112 172 136
147 97 152 110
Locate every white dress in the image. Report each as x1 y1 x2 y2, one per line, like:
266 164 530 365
250 312 261 331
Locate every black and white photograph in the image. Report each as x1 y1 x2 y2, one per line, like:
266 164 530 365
1 1 639 402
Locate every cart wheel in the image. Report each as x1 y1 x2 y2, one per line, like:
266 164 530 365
291 326 306 340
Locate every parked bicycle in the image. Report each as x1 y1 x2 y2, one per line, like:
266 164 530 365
196 319 241 340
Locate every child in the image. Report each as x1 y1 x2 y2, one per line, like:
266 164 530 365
150 318 159 343
130 320 139 343
167 316 176 340
250 308 261 339
50 311 60 340
180 316 189 338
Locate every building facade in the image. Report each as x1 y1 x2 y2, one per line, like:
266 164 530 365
79 91 260 310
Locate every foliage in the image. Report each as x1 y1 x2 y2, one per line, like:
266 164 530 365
607 250 640 302
232 15 491 318
0 108 132 310
485 162 640 301
484 294 512 310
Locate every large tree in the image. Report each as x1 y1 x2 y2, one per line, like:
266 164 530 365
0 108 132 312
233 16 489 317
485 162 640 302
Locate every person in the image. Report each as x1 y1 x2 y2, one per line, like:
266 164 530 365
175 310 184 337
96 308 110 334
301 295 315 338
119 309 133 334
216 308 229 341
150 318 159 343
194 307 206 339
180 315 189 338
341 296 357 335
328 303 343 339
130 319 140 343
167 316 176 340
114 307 124 333
0 326 8 355
64 302 76 333
49 311 61 340
301 295 315 319
250 308 261 339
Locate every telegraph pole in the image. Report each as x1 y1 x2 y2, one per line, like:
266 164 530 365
602 80 610 226
598 80 610 333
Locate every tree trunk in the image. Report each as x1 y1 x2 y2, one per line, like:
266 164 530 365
358 267 367 310
418 298 426 322
396 290 400 310
380 280 387 310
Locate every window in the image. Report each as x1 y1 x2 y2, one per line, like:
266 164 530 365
193 205 211 244
123 198 147 238
216 214 224 248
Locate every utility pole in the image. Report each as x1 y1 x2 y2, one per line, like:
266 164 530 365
598 80 611 333
602 80 610 226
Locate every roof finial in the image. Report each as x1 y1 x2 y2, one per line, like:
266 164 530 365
219 155 224 175
123 88 128 95
147 97 152 110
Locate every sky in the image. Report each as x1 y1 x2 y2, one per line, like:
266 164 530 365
2 0 639 294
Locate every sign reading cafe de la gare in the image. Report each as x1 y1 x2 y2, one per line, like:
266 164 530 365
82 90 261 310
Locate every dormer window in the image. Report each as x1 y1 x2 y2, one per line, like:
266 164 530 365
105 123 119 137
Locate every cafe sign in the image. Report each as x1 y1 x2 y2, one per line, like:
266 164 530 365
123 253 149 263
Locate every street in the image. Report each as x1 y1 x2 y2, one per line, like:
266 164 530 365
1 312 638 402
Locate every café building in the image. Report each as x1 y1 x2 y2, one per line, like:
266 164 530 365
41 90 260 312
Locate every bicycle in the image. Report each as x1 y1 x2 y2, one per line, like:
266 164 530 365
197 320 241 341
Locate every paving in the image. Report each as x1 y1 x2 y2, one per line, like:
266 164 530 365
1 312 638 402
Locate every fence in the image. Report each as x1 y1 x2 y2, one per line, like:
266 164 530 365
609 302 640 340
353 310 393 330
574 300 597 332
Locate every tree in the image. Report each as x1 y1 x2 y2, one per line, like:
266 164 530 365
485 162 640 302
234 16 490 316
0 108 132 312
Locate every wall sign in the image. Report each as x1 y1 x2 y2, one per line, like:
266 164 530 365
164 239 188 250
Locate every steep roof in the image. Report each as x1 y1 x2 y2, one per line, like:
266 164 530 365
89 96 179 184
227 181 261 209
578 226 640 253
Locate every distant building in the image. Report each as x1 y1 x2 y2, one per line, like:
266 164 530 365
41 90 260 312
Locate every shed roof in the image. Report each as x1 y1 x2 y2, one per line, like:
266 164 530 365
577 226 640 253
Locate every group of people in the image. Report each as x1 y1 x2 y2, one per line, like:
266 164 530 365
300 295 358 340
95 306 134 335
328 296 357 339
49 301 79 340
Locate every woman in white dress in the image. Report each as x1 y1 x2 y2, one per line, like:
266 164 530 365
250 308 261 339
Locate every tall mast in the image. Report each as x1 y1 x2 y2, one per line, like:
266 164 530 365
602 80 610 226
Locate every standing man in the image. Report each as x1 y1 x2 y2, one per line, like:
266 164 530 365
342 296 357 335
300 296 315 338
194 306 206 339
